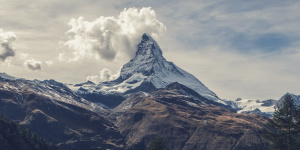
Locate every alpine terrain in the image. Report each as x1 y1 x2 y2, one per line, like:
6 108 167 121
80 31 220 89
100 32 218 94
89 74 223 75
71 33 225 108
0 74 124 150
1 33 289 150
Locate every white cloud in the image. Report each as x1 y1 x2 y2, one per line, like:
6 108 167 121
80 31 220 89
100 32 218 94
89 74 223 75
24 59 42 71
1 0 300 100
62 7 166 62
45 60 54 66
0 28 16 62
86 68 120 83
19 52 29 60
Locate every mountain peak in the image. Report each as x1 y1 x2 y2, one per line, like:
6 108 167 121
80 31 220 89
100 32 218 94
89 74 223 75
109 33 220 102
135 33 164 60
141 33 152 41
75 33 222 105
119 33 172 80
276 93 300 108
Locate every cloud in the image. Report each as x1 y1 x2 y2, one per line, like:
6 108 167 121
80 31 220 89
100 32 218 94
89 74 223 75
45 60 54 66
1 0 300 100
19 52 29 60
0 28 16 62
62 7 166 62
86 68 119 83
24 59 42 71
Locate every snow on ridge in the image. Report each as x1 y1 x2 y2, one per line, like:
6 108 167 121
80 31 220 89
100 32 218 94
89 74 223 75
116 33 221 102
101 73 146 93
235 99 275 113
223 94 300 117
0 78 103 112
73 73 148 94
72 33 223 105
275 93 300 108
222 97 277 117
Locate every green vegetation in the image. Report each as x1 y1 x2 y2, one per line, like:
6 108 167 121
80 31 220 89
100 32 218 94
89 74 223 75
0 114 57 150
264 94 300 150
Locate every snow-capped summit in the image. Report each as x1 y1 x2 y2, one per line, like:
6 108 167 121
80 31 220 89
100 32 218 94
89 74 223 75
118 33 182 81
275 93 300 108
224 98 276 117
226 93 300 117
135 33 164 60
75 33 223 104
119 33 168 80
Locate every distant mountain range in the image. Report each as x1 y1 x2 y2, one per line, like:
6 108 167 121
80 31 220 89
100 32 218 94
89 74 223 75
0 74 123 149
1 33 298 149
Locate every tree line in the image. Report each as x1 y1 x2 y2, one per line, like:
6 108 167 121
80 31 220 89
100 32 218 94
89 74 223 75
264 93 300 150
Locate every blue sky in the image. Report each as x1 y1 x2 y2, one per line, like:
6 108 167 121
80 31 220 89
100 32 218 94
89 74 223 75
0 0 300 100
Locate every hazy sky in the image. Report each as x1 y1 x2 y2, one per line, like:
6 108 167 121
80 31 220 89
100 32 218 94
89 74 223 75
1 0 300 100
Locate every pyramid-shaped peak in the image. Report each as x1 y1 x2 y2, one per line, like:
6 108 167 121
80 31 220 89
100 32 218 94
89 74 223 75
136 33 163 59
75 33 221 105
141 33 154 42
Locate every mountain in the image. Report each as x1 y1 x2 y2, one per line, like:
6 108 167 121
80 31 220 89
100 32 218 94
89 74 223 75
1 73 271 150
110 83 269 150
225 93 300 117
224 98 277 117
0 77 124 149
72 33 224 107
275 93 300 108
110 82 235 121
2 33 291 149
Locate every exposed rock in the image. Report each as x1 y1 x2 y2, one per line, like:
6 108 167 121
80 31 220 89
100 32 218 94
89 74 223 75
73 33 224 108
113 86 269 150
0 80 124 150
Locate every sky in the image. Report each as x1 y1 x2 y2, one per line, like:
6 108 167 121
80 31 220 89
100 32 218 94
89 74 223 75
1 0 300 100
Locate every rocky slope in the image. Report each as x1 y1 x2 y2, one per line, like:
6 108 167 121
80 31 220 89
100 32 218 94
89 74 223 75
0 76 124 150
2 33 292 150
0 72 272 149
72 33 224 108
111 83 269 150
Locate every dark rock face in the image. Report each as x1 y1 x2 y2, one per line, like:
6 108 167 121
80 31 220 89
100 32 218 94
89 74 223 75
79 92 125 108
124 81 157 94
77 81 156 108
0 80 124 150
0 32 277 150
112 85 269 150
260 99 277 107
1 77 271 150
0 114 57 150
165 82 236 112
